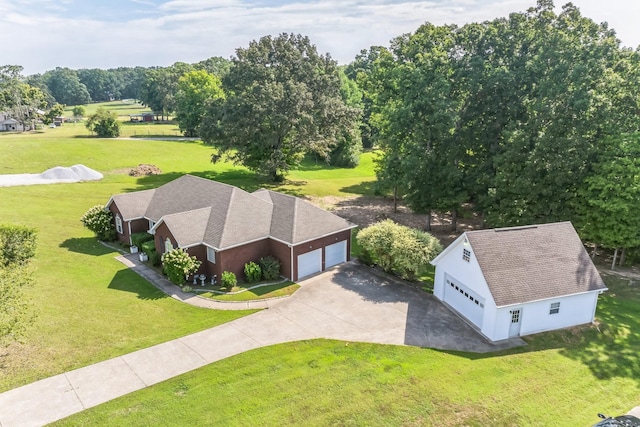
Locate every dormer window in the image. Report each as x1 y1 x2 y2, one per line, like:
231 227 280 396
462 248 471 262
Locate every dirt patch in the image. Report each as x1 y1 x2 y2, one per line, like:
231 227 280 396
129 164 162 177
306 195 484 246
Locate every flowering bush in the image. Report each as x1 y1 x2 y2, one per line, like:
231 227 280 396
161 248 201 285
356 219 442 280
80 205 115 241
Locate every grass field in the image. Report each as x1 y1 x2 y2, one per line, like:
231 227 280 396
1 123 639 426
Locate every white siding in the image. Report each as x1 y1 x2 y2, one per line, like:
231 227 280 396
487 292 600 341
433 236 492 303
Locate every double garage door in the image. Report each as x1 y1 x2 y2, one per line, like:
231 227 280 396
443 277 485 327
297 240 347 279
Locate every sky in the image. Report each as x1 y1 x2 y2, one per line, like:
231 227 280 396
2 0 639 75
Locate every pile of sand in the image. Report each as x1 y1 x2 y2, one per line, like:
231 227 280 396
0 164 103 187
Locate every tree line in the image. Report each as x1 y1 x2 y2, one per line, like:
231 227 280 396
359 0 640 263
3 0 639 262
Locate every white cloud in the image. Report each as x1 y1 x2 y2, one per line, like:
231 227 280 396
1 0 639 75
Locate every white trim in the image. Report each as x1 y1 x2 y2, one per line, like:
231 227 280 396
206 247 216 263
289 224 357 247
495 289 607 309
431 233 467 265
115 214 123 234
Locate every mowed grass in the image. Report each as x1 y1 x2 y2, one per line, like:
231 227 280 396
0 126 377 392
201 282 300 301
64 100 153 117
3 126 640 426
54 277 640 426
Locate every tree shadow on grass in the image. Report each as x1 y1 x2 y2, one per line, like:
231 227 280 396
339 180 376 196
108 269 168 300
59 237 114 256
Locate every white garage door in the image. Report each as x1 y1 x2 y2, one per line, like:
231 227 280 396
298 249 322 279
443 278 485 327
325 240 347 268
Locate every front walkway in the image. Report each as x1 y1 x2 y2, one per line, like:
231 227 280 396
115 253 285 310
0 261 524 427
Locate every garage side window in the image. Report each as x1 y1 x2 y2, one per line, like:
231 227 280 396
549 302 560 315
115 214 123 234
462 248 471 262
207 247 216 264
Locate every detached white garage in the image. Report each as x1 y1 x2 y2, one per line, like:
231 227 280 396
431 222 608 342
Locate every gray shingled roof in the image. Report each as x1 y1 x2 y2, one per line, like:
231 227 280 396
466 221 606 307
110 175 353 250
253 190 354 244
110 189 156 220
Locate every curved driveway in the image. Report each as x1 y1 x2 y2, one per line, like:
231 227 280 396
0 262 523 427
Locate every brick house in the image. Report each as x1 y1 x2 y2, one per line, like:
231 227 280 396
106 174 356 281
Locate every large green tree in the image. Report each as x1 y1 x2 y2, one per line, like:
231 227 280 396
139 62 193 120
0 65 47 129
42 67 91 106
174 70 224 137
370 24 466 230
576 134 640 266
200 33 360 181
367 0 640 231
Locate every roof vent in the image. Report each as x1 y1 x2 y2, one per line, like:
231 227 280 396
494 225 538 233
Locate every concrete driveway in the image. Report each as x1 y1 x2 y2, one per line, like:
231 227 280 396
0 262 523 427
259 262 524 352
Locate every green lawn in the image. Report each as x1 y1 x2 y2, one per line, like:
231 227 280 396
64 100 153 117
0 126 377 392
53 275 640 426
2 127 639 426
200 282 300 301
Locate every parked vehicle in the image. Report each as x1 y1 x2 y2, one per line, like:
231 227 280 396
593 413 640 427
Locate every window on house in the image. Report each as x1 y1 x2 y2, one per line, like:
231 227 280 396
549 302 560 315
115 214 123 234
148 220 156 230
207 247 216 263
462 248 471 262
164 238 173 253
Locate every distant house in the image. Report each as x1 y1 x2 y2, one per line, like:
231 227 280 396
129 113 154 122
430 222 607 342
106 175 356 282
0 112 24 131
